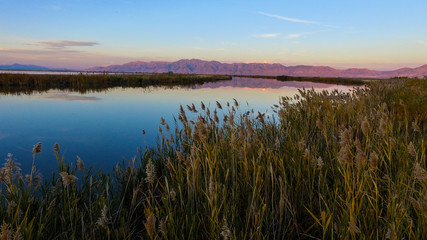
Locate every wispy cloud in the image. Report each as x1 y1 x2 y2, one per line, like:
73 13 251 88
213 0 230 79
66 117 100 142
259 12 318 24
259 12 349 29
285 30 329 40
254 33 279 38
35 40 99 49
0 48 81 54
419 40 427 46
285 33 301 39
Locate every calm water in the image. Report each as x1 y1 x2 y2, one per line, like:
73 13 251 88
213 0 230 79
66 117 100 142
0 77 355 174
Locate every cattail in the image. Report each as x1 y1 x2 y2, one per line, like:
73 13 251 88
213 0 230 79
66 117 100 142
32 142 42 156
412 121 420 132
0 223 11 238
25 173 42 187
317 157 324 170
53 142 60 153
413 162 427 183
409 197 424 211
230 133 236 148
179 105 187 123
247 122 255 135
354 138 362 150
59 172 77 187
355 149 367 167
216 101 222 109
170 189 176 202
144 212 156 238
145 159 155 184
0 169 5 183
348 221 361 235
369 152 379 168
159 218 167 238
47 199 56 212
385 228 397 240
257 112 265 124
223 115 228 123
378 117 387 137
197 121 208 140
160 117 166 125
75 156 85 172
214 111 219 123
361 117 370 136
338 144 352 165
408 142 417 158
220 218 231 240
0 223 23 240
201 101 205 110
8 200 17 210
2 154 21 182
233 98 239 107
176 151 185 162
142 129 146 135
96 205 109 228
158 125 163 134
339 128 352 148
303 148 310 159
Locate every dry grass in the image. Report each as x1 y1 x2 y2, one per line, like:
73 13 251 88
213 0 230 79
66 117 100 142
0 78 426 239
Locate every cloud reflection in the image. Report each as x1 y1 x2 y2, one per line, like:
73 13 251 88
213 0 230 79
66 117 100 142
43 93 101 102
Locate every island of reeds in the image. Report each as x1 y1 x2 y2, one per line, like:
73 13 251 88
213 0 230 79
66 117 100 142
0 72 232 94
0 78 426 239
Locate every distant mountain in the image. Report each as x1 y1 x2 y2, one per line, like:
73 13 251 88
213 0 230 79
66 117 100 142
0 63 72 71
86 59 427 78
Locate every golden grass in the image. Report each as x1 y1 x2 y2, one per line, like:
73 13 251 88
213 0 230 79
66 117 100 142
0 78 426 239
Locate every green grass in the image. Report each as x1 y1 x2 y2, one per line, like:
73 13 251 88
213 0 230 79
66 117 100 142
0 78 426 239
0 72 232 95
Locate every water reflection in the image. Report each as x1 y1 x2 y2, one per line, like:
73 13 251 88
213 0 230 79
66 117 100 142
42 92 102 101
199 77 336 89
0 77 356 174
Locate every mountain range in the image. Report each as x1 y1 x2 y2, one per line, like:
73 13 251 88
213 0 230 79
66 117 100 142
2 60 427 78
86 59 427 78
0 64 72 71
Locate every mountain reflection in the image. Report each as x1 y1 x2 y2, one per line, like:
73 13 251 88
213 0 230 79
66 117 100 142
196 77 336 89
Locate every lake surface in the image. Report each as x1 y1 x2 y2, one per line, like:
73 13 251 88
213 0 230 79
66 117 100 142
0 77 355 174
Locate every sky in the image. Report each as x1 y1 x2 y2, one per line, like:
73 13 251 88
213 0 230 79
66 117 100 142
1 0 427 70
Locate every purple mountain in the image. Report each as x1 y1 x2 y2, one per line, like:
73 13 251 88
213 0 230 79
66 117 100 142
86 59 427 78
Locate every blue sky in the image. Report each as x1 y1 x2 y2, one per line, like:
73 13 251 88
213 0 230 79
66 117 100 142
1 0 426 69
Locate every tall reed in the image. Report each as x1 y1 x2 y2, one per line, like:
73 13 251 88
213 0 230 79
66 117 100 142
0 78 425 239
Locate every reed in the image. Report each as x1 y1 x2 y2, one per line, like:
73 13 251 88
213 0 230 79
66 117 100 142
0 72 232 95
0 78 425 239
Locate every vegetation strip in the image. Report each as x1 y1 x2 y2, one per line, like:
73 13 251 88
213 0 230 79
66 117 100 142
0 73 232 94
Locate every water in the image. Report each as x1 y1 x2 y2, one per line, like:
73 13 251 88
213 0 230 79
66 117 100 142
0 77 355 174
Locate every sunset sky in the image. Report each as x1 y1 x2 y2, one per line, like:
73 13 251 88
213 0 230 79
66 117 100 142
1 0 426 70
